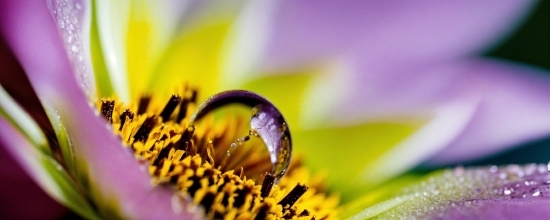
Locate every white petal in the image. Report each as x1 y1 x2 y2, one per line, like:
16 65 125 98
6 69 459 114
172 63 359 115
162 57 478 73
220 0 279 87
95 0 131 101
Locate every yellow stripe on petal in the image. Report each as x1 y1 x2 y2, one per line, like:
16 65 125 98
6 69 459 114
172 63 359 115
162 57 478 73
293 122 423 202
148 20 232 99
126 1 161 99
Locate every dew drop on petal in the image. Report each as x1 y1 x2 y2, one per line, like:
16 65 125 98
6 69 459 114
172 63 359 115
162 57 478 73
503 187 512 195
531 188 541 197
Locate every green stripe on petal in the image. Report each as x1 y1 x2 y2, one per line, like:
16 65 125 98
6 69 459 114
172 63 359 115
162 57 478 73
0 85 46 148
89 0 114 98
348 195 413 220
41 156 101 220
339 173 426 218
44 107 77 179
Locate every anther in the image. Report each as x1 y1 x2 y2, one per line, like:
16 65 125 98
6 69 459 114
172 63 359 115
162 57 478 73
100 99 115 123
190 90 198 103
254 204 271 220
160 95 182 122
278 183 308 210
176 99 190 122
137 95 151 114
260 173 275 198
134 116 157 142
119 109 134 130
187 90 292 182
177 126 195 151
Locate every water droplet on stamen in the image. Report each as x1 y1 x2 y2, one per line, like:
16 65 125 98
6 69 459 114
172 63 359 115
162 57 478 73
226 150 231 157
230 143 237 148
187 90 292 182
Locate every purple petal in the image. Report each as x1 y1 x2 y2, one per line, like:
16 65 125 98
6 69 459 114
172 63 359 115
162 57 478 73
314 59 550 166
425 61 550 165
0 1 193 218
433 199 550 219
48 0 95 99
368 164 550 219
262 0 536 69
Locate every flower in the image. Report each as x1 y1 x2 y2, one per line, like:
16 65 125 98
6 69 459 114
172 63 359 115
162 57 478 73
1 0 550 219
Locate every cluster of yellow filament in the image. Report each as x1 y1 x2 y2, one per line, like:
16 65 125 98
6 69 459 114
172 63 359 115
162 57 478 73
96 90 339 219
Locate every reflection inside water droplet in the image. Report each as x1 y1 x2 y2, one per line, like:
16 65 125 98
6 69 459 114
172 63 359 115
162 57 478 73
187 90 292 182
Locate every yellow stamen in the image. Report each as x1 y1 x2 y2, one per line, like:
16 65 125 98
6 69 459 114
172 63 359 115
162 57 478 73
97 88 339 219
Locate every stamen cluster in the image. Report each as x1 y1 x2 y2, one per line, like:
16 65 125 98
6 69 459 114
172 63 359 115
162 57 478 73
97 89 338 219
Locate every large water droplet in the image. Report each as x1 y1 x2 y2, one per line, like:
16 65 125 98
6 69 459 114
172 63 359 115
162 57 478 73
187 90 292 182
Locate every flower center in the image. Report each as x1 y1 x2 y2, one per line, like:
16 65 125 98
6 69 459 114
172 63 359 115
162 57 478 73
97 88 339 219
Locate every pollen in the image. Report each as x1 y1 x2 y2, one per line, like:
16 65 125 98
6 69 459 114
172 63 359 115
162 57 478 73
97 88 339 219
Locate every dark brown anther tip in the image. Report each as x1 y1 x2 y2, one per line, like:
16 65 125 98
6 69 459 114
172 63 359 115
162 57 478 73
160 95 182 122
278 183 308 210
260 173 276 198
137 95 151 114
133 116 157 142
119 109 134 131
100 99 115 123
